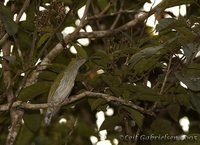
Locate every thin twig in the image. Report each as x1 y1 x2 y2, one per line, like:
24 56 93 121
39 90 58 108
87 9 138 20
110 0 124 30
160 55 172 94
13 36 24 69
15 0 31 23
65 118 78 145
151 55 172 110
90 1 109 49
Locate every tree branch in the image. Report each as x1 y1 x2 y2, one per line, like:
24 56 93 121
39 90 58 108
15 0 31 23
24 4 157 87
0 91 155 116
0 1 31 145
25 0 92 87
78 11 152 38
87 9 138 21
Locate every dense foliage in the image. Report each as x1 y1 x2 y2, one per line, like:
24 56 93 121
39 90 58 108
1 0 200 145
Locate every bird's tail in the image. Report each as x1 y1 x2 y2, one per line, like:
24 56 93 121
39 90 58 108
44 107 53 126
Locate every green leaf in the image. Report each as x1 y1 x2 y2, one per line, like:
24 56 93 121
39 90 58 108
182 43 199 63
17 31 32 50
23 110 42 132
47 63 67 73
186 63 200 77
16 125 35 145
102 74 121 87
151 118 171 134
175 71 200 91
175 94 190 106
101 74 122 96
76 120 95 137
19 20 35 32
93 50 112 67
122 88 132 100
128 45 163 65
40 26 54 33
176 27 196 43
74 43 88 57
122 106 144 128
73 0 87 12
158 0 194 9
134 56 160 74
156 18 176 32
0 5 18 35
188 91 200 114
36 33 51 48
129 84 163 102
88 98 106 111
167 104 180 121
18 81 51 101
16 111 43 145
39 71 57 81
98 0 108 10
100 115 122 131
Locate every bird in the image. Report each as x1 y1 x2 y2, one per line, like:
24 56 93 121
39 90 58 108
44 58 86 126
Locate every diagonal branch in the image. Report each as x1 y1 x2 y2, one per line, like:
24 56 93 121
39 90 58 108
78 11 153 38
0 91 155 116
25 0 92 87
